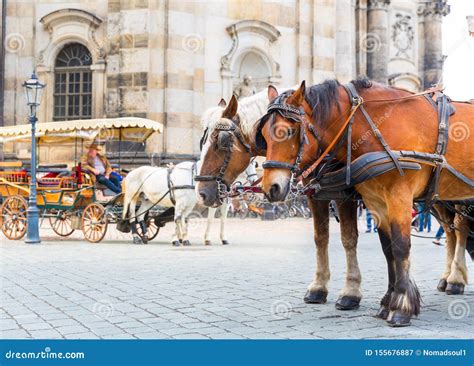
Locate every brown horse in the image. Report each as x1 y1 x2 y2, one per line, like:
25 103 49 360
196 93 362 310
258 79 474 326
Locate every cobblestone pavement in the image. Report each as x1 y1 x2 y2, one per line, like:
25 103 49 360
1 217 472 339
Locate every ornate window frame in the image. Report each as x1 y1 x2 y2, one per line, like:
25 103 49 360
36 9 106 122
220 20 281 100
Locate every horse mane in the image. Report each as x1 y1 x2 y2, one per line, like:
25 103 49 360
305 77 373 124
200 87 293 138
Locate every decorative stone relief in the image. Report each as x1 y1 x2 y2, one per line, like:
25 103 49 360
220 20 281 100
391 12 414 60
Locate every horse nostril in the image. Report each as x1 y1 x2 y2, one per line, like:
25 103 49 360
269 183 281 198
199 192 207 202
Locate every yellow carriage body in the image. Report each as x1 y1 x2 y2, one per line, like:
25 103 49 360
0 118 163 242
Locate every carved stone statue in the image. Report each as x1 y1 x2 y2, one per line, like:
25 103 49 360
392 13 414 59
233 75 256 99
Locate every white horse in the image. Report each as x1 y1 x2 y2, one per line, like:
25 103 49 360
122 162 196 245
122 160 255 245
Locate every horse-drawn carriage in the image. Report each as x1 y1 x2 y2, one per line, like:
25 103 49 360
0 118 168 243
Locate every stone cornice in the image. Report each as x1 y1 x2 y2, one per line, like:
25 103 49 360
226 20 281 43
40 8 103 30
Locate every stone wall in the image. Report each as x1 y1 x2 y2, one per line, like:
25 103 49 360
1 0 446 163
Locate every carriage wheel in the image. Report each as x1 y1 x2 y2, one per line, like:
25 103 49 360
82 203 108 243
49 211 75 237
136 219 160 242
0 195 28 240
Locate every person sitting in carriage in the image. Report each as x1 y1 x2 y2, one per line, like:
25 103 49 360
81 144 122 194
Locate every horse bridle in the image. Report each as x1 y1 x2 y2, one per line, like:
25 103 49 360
260 93 319 183
194 118 252 194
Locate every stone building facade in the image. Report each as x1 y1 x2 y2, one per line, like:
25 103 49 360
0 0 449 162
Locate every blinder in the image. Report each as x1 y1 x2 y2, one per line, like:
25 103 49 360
260 92 309 174
199 128 209 151
217 130 234 151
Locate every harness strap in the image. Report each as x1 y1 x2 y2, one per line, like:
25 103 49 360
167 167 176 205
422 92 451 207
359 105 405 176
300 85 445 180
301 98 362 179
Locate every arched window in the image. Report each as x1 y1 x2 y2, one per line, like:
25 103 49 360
54 43 92 120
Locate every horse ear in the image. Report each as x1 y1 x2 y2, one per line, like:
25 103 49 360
268 85 278 102
222 94 238 118
287 80 306 106
218 98 226 108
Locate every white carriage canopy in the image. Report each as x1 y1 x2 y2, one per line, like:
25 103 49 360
0 118 163 144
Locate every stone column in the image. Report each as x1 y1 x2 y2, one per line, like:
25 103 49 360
418 0 450 88
366 0 390 83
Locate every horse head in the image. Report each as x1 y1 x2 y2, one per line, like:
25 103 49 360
196 95 253 207
259 81 321 202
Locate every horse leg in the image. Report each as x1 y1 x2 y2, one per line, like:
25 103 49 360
205 207 215 245
432 204 456 292
446 208 469 295
304 198 330 304
171 221 181 247
181 206 193 246
172 204 183 247
384 196 421 327
375 227 396 320
136 200 153 244
220 201 230 245
335 200 362 310
129 199 142 244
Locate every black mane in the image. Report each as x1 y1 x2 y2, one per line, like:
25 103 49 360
304 77 372 124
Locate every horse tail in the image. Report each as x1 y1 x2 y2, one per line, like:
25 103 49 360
122 179 129 220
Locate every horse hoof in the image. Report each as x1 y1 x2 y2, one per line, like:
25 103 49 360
375 306 390 320
335 296 361 310
304 289 327 304
179 239 183 243
205 240 211 245
133 237 142 244
172 240 181 247
437 279 447 292
182 240 191 246
386 311 412 327
222 240 230 245
141 237 148 245
446 283 465 295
